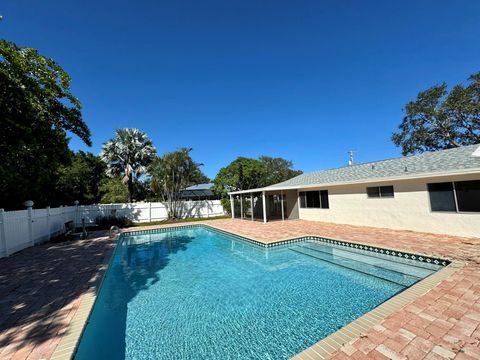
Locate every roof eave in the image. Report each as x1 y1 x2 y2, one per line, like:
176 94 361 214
228 168 480 195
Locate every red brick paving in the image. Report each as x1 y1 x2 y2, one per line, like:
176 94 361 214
0 232 114 360
1 219 479 359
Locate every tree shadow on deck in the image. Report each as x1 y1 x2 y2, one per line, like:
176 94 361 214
0 231 116 357
0 227 194 359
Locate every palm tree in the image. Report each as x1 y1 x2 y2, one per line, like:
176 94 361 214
100 128 156 203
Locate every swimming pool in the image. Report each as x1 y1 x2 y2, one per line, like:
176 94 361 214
75 226 443 359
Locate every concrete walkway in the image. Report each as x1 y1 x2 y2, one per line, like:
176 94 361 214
1 219 479 359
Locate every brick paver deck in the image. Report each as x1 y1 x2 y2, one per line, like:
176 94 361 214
1 219 479 359
0 232 114 360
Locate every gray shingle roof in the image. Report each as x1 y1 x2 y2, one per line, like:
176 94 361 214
184 183 213 191
269 144 480 188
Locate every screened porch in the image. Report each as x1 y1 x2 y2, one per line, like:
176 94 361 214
228 189 299 223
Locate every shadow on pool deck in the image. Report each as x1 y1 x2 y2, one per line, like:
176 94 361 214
0 231 115 360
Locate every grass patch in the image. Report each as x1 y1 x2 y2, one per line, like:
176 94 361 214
129 215 229 227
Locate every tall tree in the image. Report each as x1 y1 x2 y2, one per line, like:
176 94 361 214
55 151 107 205
259 156 302 185
392 72 480 155
100 128 156 202
150 148 208 219
0 40 91 209
212 157 267 211
99 177 129 204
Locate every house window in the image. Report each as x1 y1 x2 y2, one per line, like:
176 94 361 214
320 190 329 209
455 181 480 212
428 182 456 211
428 180 480 212
299 190 329 209
366 186 394 198
306 191 320 208
299 192 306 208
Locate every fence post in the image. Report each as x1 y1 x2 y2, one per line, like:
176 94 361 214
63 205 68 224
24 200 34 246
149 202 152 222
46 206 51 241
74 200 79 228
0 209 7 257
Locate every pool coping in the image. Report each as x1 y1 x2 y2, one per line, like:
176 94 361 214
49 235 118 360
49 223 463 360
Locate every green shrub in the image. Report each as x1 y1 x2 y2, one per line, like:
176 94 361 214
50 232 72 243
95 214 132 229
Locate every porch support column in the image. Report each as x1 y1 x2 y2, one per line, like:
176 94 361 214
240 195 244 219
250 194 254 221
262 191 267 223
230 194 234 219
281 190 285 221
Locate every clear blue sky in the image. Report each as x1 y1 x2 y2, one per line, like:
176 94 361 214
2 1 480 178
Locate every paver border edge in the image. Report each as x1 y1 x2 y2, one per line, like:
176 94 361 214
49 234 119 360
291 260 464 360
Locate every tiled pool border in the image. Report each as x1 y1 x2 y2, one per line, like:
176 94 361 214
125 224 451 267
50 223 462 360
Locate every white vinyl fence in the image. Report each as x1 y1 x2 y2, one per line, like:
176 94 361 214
0 200 225 258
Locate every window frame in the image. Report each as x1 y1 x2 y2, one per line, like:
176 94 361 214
427 182 457 212
428 180 480 214
306 190 321 208
366 185 395 199
298 190 329 209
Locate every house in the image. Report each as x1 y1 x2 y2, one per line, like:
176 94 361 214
228 144 480 238
179 183 219 201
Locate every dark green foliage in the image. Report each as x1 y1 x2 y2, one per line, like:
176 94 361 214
213 156 301 213
99 177 130 204
393 72 480 155
150 148 208 218
212 157 266 202
259 156 303 185
49 232 73 243
56 151 107 205
133 179 157 202
0 40 91 209
95 214 132 229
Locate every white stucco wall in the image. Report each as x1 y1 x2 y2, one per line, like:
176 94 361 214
297 174 480 238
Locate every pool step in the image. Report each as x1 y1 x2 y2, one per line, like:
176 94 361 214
302 241 434 278
290 245 421 287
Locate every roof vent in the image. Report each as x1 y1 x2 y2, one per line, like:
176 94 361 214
348 150 355 166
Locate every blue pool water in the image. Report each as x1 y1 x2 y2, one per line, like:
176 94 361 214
75 227 435 360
